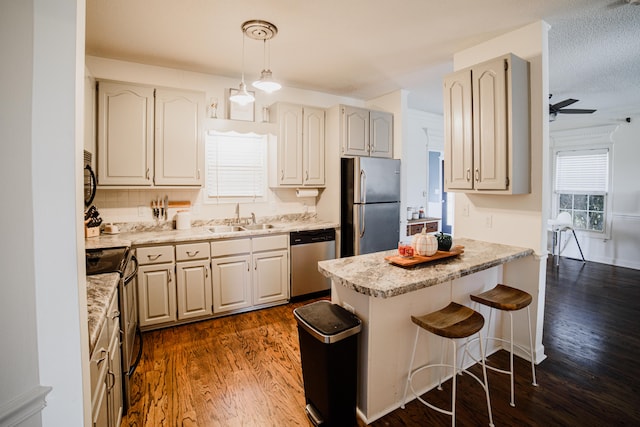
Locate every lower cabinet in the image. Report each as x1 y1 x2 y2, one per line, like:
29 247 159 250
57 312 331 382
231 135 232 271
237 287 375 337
253 249 289 305
211 254 252 313
176 242 212 320
137 245 176 328
90 290 122 427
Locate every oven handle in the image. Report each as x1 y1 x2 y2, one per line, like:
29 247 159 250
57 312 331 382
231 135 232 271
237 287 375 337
124 255 138 284
128 327 143 377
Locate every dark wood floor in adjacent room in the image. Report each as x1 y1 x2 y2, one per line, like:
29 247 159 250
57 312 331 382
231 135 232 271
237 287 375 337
122 258 640 426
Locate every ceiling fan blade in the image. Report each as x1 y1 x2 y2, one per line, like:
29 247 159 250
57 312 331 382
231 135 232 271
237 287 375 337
557 108 596 114
551 98 579 110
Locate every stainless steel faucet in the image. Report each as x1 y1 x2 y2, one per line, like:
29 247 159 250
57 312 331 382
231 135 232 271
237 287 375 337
251 212 256 224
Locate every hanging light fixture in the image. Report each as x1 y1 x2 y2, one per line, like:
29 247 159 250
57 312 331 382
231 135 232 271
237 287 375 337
229 25 255 106
240 20 282 93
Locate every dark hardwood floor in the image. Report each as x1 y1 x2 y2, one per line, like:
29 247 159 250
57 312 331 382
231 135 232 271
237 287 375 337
122 258 640 426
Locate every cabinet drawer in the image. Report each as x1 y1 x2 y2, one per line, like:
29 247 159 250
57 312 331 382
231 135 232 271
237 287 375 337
176 242 210 261
253 234 288 252
211 238 251 257
89 322 109 397
136 245 175 265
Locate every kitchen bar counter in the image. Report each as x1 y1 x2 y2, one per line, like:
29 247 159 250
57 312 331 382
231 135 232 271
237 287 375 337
320 237 536 424
318 238 533 298
86 272 119 354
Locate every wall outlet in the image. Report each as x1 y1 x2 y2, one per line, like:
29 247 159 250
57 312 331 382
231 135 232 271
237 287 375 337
137 205 145 217
485 215 493 228
462 203 470 217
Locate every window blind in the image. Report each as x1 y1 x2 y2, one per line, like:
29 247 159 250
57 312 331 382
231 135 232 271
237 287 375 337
555 149 609 193
205 131 266 198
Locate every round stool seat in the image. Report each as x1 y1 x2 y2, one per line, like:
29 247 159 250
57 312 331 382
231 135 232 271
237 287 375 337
411 302 485 339
470 284 532 311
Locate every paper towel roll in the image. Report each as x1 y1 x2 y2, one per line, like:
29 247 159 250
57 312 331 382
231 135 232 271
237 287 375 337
175 210 191 230
296 188 319 198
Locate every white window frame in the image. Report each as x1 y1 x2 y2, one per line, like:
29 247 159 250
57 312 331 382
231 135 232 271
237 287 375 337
552 145 613 238
204 130 268 203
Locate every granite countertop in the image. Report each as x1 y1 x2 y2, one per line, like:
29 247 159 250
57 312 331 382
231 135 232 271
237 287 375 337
85 219 339 249
318 237 534 299
86 272 119 354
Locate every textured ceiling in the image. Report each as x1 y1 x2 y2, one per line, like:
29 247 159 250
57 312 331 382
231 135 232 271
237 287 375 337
86 0 640 124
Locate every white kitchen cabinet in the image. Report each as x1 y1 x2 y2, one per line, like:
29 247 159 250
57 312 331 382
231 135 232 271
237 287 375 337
340 105 393 158
136 245 176 328
97 80 204 187
211 235 289 314
154 88 204 186
270 103 325 187
175 242 212 320
443 53 530 194
97 81 154 186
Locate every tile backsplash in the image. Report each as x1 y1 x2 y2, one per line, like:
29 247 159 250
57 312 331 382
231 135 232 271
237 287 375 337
92 187 318 226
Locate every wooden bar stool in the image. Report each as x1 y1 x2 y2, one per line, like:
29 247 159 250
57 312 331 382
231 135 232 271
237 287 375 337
401 302 494 427
464 284 538 407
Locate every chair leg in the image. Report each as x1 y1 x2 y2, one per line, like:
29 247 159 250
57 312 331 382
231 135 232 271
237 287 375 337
572 229 586 263
401 326 420 409
527 306 539 387
450 339 457 427
478 330 495 427
508 312 515 407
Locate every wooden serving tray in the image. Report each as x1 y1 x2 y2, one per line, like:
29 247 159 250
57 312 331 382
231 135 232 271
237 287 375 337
385 245 464 267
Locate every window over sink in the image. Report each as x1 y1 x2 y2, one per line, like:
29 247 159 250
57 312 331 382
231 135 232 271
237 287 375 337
204 130 267 202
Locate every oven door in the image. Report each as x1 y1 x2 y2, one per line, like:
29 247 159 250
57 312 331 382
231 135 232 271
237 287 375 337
120 255 142 412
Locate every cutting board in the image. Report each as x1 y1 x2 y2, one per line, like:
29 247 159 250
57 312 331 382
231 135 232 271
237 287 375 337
385 245 464 267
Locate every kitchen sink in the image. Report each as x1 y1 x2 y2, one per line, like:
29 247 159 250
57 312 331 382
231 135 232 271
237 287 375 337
208 225 244 233
241 224 275 230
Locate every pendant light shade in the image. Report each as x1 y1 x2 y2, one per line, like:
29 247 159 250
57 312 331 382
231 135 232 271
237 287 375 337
252 39 281 93
229 25 255 106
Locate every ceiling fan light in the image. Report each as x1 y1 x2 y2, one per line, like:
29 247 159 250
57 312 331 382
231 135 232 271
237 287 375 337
252 69 282 93
229 81 255 106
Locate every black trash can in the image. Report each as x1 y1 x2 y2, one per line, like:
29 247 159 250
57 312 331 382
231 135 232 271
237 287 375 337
293 300 362 427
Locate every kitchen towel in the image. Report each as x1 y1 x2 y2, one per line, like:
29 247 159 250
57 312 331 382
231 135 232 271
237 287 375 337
295 188 319 198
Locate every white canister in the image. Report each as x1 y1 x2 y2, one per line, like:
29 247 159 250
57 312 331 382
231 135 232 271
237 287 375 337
175 210 191 230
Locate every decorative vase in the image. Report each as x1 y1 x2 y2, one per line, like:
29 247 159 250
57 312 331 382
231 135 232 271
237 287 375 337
412 227 438 256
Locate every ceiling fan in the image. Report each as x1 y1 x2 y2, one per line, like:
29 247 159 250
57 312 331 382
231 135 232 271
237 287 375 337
549 95 596 122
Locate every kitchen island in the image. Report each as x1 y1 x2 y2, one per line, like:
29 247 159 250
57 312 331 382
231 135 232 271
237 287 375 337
318 237 534 423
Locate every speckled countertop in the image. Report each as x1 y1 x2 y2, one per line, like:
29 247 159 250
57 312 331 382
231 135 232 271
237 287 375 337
85 218 339 249
318 238 534 299
86 272 119 354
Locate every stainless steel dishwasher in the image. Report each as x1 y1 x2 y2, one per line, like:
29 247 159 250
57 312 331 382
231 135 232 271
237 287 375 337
290 228 336 298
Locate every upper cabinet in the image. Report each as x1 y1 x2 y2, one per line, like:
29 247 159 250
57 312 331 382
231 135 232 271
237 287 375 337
270 102 325 187
341 105 393 158
443 53 530 194
97 80 204 187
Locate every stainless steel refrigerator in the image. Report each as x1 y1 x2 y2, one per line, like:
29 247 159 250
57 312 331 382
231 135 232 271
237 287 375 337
341 157 401 257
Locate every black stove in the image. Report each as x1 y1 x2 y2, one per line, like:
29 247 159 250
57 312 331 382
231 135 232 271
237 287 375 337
86 247 130 276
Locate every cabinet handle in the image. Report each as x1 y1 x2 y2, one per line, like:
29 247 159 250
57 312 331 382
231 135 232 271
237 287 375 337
146 168 150 180
466 168 471 181
110 310 120 320
147 254 162 261
96 348 108 365
107 369 115 391
305 170 309 181
475 168 480 182
247 263 250 272
168 270 172 283
205 266 209 278
186 250 199 257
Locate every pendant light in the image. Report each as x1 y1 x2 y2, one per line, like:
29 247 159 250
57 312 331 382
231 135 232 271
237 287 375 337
240 20 281 93
229 27 255 106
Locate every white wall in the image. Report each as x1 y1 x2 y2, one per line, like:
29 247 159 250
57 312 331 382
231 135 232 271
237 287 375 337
1 1 89 427
550 117 640 270
451 21 550 362
85 56 363 225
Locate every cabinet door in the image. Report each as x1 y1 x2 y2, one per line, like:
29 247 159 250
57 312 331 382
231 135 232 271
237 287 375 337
97 81 154 186
137 263 176 328
92 378 108 427
443 69 474 190
369 110 393 158
277 103 304 185
176 259 213 320
253 249 289 305
211 255 252 313
107 320 123 427
342 105 369 156
472 57 508 190
302 107 325 186
154 88 205 186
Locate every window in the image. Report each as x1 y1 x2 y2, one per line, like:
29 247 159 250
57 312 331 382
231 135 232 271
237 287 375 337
554 148 609 232
205 131 267 201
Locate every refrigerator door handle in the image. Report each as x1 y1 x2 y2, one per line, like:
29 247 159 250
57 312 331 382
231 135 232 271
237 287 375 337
359 205 366 238
360 168 367 204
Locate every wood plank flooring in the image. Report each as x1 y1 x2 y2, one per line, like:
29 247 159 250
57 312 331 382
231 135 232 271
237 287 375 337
122 258 640 426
